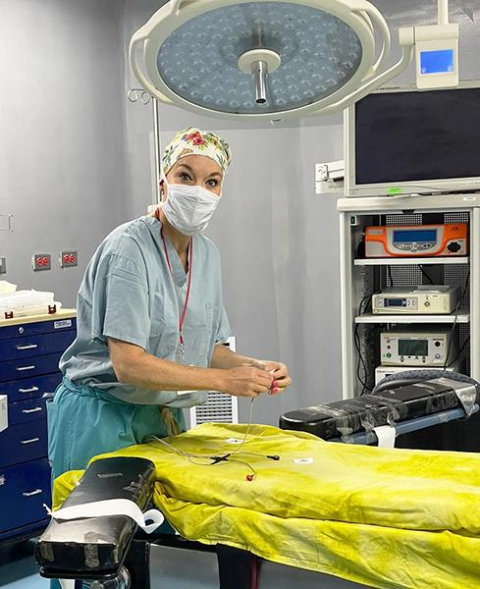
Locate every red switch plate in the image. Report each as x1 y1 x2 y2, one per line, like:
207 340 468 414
32 254 51 271
60 251 78 268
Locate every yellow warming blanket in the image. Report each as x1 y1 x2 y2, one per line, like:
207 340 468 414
54 423 480 589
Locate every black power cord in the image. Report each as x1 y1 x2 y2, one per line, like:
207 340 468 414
387 265 394 288
418 264 434 285
354 294 374 395
444 271 470 370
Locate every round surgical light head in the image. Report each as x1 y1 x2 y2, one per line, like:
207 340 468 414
130 0 393 120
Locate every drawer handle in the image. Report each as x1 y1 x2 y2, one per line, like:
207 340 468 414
20 437 40 445
16 365 36 372
22 407 43 414
19 386 39 393
15 344 38 351
22 489 43 498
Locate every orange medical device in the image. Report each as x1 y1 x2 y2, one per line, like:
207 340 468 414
365 223 468 258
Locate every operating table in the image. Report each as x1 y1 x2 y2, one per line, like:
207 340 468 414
35 371 480 589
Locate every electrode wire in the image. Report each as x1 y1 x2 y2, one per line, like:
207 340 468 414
147 399 279 480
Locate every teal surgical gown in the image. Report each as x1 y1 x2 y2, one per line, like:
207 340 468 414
47 215 231 481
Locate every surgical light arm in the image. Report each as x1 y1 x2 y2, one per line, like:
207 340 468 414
316 31 415 116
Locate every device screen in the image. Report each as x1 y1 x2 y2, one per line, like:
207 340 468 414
385 299 405 307
420 49 455 75
393 229 437 243
420 49 455 74
399 339 429 357
355 87 480 184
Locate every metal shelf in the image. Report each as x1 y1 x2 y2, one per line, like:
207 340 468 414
354 256 469 266
338 198 479 400
355 311 470 324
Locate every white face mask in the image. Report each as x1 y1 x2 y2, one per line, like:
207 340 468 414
162 183 221 236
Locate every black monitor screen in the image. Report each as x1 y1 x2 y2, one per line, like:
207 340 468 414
355 87 480 185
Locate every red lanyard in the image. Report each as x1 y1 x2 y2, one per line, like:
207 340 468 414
159 224 193 346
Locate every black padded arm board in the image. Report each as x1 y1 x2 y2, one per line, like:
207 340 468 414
36 457 155 579
280 380 465 439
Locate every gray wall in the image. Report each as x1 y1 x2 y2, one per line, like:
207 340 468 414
0 0 129 307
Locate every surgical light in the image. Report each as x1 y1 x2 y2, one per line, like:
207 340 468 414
129 0 458 120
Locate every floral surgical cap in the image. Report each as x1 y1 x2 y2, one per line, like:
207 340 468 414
161 127 232 176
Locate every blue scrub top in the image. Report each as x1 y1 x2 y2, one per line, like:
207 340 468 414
60 215 232 406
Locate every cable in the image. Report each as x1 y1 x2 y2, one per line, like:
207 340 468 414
387 265 394 288
224 398 255 459
354 324 369 393
355 296 371 392
418 265 434 285
147 399 278 482
444 271 470 370
454 335 471 365
446 335 471 369
355 294 374 395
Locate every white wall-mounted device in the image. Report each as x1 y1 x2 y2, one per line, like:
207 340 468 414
414 1 459 90
315 161 344 195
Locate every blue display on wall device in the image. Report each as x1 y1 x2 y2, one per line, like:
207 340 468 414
420 49 454 74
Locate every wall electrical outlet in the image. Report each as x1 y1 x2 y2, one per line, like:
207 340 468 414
60 251 78 268
0 257 6 274
32 253 51 271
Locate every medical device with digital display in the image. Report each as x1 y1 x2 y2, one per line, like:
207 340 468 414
345 84 480 197
365 223 468 258
372 286 461 314
380 328 457 367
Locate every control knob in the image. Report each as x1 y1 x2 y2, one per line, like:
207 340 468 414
447 241 462 253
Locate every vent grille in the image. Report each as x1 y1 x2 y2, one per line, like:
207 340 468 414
385 213 423 226
193 391 237 424
189 337 239 427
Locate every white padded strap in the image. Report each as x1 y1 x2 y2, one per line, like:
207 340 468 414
46 499 164 534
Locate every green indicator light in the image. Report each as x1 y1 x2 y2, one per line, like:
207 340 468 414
387 187 403 196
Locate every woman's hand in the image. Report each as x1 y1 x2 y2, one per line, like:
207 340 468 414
219 366 274 398
254 360 292 395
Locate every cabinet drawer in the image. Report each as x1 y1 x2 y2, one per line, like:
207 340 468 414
0 330 75 362
9 398 47 425
0 317 76 341
0 420 47 468
0 459 51 533
0 373 62 403
0 353 63 383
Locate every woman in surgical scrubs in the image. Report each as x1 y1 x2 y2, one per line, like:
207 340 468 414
47 127 291 482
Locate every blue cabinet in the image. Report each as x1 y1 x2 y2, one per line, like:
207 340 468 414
0 312 76 542
0 459 51 535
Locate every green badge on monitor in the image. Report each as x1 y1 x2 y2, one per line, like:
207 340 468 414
386 187 403 196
